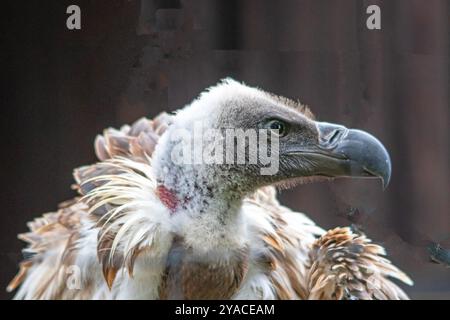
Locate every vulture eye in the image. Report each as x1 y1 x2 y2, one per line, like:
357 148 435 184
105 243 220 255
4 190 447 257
265 119 289 137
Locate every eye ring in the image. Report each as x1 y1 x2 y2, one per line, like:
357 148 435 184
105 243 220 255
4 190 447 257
265 119 289 137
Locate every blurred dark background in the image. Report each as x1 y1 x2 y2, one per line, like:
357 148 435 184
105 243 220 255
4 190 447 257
1 0 449 299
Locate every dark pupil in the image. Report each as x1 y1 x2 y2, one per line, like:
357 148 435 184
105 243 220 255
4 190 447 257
270 121 284 132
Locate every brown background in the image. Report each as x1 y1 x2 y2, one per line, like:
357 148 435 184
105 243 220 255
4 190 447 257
1 0 449 299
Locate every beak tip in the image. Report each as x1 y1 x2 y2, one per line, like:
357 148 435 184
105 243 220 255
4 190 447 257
381 155 392 190
370 156 391 191
374 158 391 191
382 177 390 190
364 163 391 190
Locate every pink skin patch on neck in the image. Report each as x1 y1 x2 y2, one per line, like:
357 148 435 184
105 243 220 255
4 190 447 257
156 185 180 213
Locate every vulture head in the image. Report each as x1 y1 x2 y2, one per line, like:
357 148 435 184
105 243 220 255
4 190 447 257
152 78 390 219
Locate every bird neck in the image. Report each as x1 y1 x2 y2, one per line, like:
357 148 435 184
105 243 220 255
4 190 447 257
155 166 245 216
152 129 252 253
153 130 250 216
154 164 250 254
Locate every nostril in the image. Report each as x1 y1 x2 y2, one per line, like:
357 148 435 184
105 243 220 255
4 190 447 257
317 123 348 147
328 129 342 144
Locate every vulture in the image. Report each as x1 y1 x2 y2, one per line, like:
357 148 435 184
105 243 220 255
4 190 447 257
8 79 413 300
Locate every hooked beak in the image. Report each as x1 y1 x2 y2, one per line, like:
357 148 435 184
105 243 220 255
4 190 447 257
290 122 392 189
